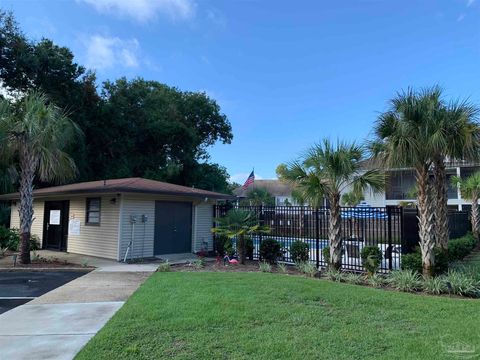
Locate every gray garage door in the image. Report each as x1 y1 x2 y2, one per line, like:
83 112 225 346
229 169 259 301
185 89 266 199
154 201 192 255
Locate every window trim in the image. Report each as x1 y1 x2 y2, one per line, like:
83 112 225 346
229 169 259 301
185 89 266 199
85 197 101 226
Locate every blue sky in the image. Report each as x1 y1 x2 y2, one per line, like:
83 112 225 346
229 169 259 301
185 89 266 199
1 0 479 183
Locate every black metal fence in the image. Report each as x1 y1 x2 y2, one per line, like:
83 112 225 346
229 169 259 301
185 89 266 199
214 205 403 272
401 209 470 253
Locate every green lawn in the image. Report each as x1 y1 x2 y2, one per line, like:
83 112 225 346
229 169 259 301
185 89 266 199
76 272 480 360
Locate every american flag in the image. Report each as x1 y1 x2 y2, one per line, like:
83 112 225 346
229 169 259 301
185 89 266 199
242 170 255 189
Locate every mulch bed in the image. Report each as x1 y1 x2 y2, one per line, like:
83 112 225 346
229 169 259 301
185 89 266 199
172 260 303 275
0 251 91 269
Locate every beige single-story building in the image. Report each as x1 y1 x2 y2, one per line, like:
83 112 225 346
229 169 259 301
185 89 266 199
0 178 233 261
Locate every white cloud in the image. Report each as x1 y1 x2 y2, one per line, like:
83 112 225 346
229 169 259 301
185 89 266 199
83 35 140 70
457 13 466 21
467 0 475 7
78 0 196 22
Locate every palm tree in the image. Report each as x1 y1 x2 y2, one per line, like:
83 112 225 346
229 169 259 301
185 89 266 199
341 190 364 206
243 188 275 206
279 139 384 270
371 88 441 276
451 172 480 239
431 99 480 250
0 92 80 264
212 208 269 264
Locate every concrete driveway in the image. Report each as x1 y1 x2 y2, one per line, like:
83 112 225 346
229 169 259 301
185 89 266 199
0 256 156 360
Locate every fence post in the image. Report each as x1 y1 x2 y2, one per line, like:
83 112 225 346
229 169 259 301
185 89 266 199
259 204 264 261
387 206 393 270
315 207 320 268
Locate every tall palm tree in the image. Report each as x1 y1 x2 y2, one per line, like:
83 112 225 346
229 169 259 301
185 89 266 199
431 99 480 250
212 208 269 264
0 92 80 264
451 172 480 239
371 88 441 276
279 139 384 270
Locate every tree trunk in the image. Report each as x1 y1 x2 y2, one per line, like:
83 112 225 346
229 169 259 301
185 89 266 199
433 158 449 251
237 234 246 265
329 193 342 270
416 165 436 277
18 146 37 265
471 195 479 240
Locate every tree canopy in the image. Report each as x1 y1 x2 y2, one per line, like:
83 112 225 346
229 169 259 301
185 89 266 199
0 10 233 194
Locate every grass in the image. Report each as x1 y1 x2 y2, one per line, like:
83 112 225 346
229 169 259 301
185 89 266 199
76 272 480 360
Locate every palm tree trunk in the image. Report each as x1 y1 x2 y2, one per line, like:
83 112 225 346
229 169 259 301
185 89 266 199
416 165 436 277
471 195 479 240
18 147 36 264
433 158 449 251
329 194 342 270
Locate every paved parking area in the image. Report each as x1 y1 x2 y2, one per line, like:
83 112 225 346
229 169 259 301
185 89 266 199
0 262 155 360
0 271 88 314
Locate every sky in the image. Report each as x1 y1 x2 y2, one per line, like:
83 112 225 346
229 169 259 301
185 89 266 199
1 0 479 183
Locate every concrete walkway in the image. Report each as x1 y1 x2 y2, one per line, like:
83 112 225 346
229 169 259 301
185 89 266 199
0 254 157 360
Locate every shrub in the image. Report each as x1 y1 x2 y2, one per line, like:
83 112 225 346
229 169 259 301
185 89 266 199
290 241 309 263
0 226 19 250
214 235 234 257
443 270 480 297
360 246 382 275
401 247 448 275
158 261 171 272
325 268 343 282
448 234 477 262
259 238 282 264
277 263 288 273
295 261 317 277
259 261 272 273
343 272 364 285
367 273 388 288
422 276 447 295
388 270 422 292
401 252 422 273
193 258 205 269
322 246 330 265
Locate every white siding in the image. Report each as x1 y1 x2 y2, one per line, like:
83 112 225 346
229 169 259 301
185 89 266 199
119 197 155 260
119 194 216 260
193 203 214 252
66 196 120 260
10 200 45 246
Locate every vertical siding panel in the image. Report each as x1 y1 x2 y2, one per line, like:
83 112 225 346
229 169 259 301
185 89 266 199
193 203 214 252
119 197 155 260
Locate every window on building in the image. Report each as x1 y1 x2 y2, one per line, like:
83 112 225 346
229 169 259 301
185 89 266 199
86 198 101 225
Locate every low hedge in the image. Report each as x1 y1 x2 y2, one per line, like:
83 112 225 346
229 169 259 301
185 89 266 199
401 233 478 273
259 238 282 264
290 241 309 263
448 234 478 262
